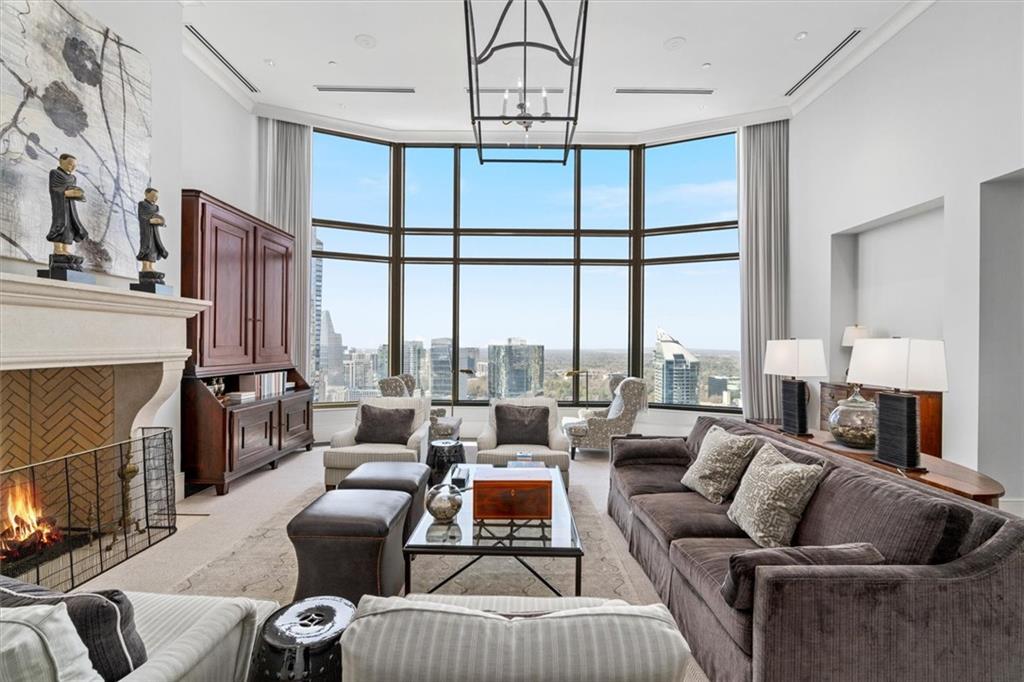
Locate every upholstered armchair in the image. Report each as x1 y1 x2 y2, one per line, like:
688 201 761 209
562 377 645 458
476 396 571 486
323 396 430 489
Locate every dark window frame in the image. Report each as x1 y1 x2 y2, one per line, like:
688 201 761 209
310 129 741 413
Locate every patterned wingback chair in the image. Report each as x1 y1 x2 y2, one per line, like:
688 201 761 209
564 377 646 454
378 376 409 397
398 373 416 396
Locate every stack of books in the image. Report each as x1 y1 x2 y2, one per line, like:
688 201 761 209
224 391 256 404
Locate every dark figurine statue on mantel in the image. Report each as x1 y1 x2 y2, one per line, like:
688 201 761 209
130 187 174 295
39 153 95 283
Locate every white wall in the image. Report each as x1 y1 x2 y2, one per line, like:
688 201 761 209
789 1 1024 498
181 59 258 214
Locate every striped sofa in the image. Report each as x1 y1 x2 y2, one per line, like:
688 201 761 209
120 592 277 682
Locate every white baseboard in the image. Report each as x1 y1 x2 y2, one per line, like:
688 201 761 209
998 498 1023 518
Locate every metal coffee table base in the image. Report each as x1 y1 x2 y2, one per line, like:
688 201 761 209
405 551 582 597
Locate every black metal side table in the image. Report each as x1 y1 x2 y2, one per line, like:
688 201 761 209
426 439 466 485
249 596 354 681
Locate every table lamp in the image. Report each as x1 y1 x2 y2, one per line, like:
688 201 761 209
763 339 828 435
846 338 947 469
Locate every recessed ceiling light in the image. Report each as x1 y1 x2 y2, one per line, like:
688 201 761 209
263 58 275 67
795 31 808 41
328 60 337 66
701 62 711 70
663 36 686 51
698 104 707 110
354 34 377 49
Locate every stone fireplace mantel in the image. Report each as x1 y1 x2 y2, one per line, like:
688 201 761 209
0 273 210 436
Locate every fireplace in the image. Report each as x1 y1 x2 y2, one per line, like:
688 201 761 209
0 273 208 588
0 428 175 591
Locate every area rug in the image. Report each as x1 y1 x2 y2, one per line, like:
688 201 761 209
174 484 641 604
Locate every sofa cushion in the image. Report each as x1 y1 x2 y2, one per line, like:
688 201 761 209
727 443 824 547
343 595 691 682
495 404 550 446
681 426 759 504
611 436 694 468
355 404 416 445
488 396 560 434
720 543 885 610
632 492 746 546
0 603 102 682
613 464 691 498
796 467 973 565
0 576 147 681
669 537 759 654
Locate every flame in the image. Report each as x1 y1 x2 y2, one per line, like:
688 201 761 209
0 485 60 558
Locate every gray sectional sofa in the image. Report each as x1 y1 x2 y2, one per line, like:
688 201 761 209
608 416 1024 682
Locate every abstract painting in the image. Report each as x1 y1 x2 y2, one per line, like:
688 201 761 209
1 0 151 277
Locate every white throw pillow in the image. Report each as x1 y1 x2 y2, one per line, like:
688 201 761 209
0 603 102 682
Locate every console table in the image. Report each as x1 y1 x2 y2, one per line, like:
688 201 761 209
747 419 1004 507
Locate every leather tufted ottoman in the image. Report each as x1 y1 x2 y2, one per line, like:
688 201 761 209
287 490 411 604
335 462 430 541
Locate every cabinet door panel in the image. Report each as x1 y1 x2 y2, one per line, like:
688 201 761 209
279 392 313 450
254 227 293 367
202 206 253 367
230 403 276 470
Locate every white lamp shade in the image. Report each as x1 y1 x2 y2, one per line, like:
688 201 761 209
841 325 872 347
846 338 948 391
763 339 828 378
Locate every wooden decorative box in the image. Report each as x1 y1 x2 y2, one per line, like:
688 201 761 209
472 468 552 520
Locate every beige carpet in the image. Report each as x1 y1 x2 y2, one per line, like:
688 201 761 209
175 484 642 604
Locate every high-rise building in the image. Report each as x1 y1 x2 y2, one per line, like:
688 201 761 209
402 340 428 391
488 338 544 398
429 338 453 398
458 347 480 398
310 238 324 397
652 328 700 405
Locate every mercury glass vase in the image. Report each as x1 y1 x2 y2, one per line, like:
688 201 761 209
827 386 878 449
424 483 463 522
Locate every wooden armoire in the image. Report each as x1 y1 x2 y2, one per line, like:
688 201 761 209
180 190 314 495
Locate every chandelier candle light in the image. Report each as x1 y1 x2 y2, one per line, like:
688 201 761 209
464 0 589 164
763 339 828 436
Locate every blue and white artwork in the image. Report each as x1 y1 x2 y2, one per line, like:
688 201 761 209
1 0 152 277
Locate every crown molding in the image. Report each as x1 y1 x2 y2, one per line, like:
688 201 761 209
789 0 935 116
254 102 791 146
182 26 256 112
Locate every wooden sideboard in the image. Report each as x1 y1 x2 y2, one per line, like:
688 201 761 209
748 419 1004 507
180 190 313 494
820 381 943 457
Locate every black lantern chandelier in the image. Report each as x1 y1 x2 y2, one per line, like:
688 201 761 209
463 0 589 164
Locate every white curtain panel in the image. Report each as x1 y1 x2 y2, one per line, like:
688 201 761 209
257 117 312 376
739 120 789 420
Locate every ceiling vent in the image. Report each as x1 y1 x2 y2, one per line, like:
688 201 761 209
614 88 714 95
314 85 416 94
184 25 259 94
785 29 862 96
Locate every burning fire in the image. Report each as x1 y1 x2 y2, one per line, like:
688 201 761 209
0 485 61 561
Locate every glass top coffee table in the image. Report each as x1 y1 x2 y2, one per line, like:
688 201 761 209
404 463 584 596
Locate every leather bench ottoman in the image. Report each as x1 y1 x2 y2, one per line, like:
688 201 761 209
335 462 430 541
287 489 411 604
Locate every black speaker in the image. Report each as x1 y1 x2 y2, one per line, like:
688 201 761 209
780 379 808 435
875 392 926 470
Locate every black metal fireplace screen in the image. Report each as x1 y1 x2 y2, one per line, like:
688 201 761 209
0 427 176 591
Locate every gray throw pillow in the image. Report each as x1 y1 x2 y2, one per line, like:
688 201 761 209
0 576 147 681
495 404 549 446
355 405 416 445
727 442 824 548
680 426 759 504
721 542 885 610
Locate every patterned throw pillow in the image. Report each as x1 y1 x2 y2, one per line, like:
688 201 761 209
727 442 824 547
680 426 759 504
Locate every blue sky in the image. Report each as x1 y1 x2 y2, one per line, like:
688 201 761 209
312 133 739 352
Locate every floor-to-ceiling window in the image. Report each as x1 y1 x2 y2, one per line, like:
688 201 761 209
310 132 392 403
310 130 741 411
642 133 741 408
